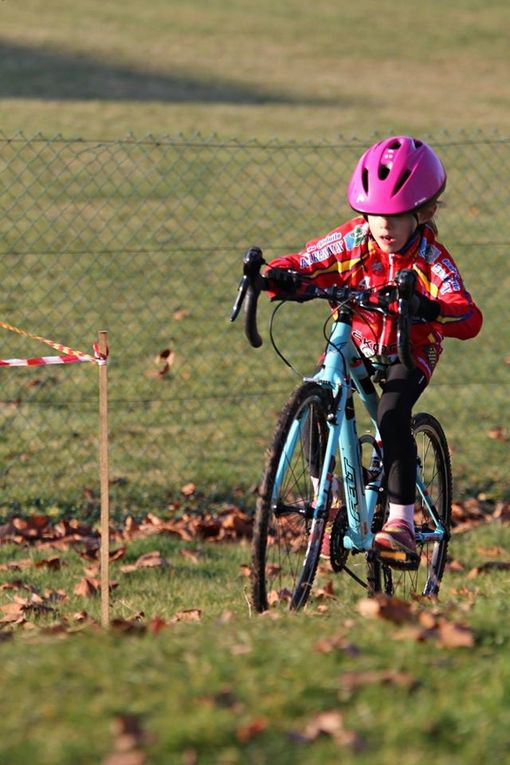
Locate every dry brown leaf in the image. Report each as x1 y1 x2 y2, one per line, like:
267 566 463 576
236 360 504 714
111 618 147 635
74 577 100 598
487 426 508 442
477 546 508 558
0 602 26 624
446 558 465 572
314 580 336 599
180 482 196 497
173 308 190 321
339 669 417 691
120 551 168 574
267 588 292 607
171 609 202 623
493 502 510 521
103 714 148 765
179 549 203 564
436 619 475 648
0 558 33 571
35 556 62 570
235 716 268 743
357 594 416 624
148 617 168 635
468 561 510 578
314 634 361 656
298 709 363 749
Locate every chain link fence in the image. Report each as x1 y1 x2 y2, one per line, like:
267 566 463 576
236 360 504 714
0 130 508 516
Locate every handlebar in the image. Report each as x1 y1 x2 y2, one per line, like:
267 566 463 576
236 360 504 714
230 246 266 348
230 248 417 370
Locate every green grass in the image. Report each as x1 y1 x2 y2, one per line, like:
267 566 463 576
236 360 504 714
2 522 510 763
0 0 509 139
0 0 508 510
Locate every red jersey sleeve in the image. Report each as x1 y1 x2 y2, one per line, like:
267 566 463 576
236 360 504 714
265 219 368 298
415 236 483 340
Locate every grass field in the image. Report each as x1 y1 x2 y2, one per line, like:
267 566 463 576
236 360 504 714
0 3 509 763
0 0 509 140
2 518 510 764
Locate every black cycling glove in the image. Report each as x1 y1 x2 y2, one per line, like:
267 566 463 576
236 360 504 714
409 293 441 321
265 267 302 293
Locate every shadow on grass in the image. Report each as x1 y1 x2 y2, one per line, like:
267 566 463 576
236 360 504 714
0 39 340 106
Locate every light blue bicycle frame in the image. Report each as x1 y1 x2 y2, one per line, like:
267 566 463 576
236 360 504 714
273 312 446 556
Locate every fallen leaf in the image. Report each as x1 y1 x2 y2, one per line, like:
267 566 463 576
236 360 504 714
298 709 363 749
179 549 203 564
35 556 62 570
477 546 508 558
446 559 465 572
103 713 148 765
339 669 417 692
487 426 508 442
468 561 510 578
148 617 168 635
314 634 361 656
173 308 190 320
120 551 168 573
357 594 416 624
171 609 202 623
235 717 268 743
314 580 336 599
74 577 100 597
152 348 175 378
0 602 26 624
110 618 146 635
436 619 475 648
180 482 196 497
267 588 292 607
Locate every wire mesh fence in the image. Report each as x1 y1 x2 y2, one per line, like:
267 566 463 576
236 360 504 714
0 130 508 516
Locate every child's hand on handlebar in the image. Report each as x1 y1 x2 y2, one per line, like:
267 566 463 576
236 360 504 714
265 267 302 293
409 293 441 321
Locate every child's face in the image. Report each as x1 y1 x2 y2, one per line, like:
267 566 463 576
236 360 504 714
366 213 418 254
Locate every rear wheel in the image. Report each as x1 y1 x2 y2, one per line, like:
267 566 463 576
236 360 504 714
251 382 330 612
382 412 452 598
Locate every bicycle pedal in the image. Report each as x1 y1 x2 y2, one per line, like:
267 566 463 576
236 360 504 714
377 549 420 570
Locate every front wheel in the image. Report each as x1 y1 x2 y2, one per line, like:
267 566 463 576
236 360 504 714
382 412 452 598
251 382 331 612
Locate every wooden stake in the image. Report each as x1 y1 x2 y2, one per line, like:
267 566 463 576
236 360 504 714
98 331 110 628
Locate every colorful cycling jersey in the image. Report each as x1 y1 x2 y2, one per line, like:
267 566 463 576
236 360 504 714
266 216 483 379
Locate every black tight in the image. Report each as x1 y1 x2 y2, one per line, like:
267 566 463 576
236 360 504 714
377 363 428 505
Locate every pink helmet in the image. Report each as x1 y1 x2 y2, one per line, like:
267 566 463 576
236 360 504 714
347 136 446 215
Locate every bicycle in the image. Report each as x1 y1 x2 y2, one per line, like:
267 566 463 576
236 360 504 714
231 246 452 611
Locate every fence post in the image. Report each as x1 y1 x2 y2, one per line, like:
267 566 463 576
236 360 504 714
98 330 110 628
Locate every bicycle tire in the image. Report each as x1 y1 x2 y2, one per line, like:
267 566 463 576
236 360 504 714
382 411 452 598
251 382 331 612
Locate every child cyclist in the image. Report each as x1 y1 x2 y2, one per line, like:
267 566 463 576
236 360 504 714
264 135 483 555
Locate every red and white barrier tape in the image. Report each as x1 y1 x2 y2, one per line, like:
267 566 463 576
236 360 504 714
0 321 108 367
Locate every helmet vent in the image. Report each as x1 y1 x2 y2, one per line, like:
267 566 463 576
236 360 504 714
388 140 401 150
362 167 369 193
392 169 412 196
378 165 391 181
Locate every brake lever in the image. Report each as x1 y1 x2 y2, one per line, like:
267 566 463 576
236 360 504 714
230 246 265 322
230 274 249 322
